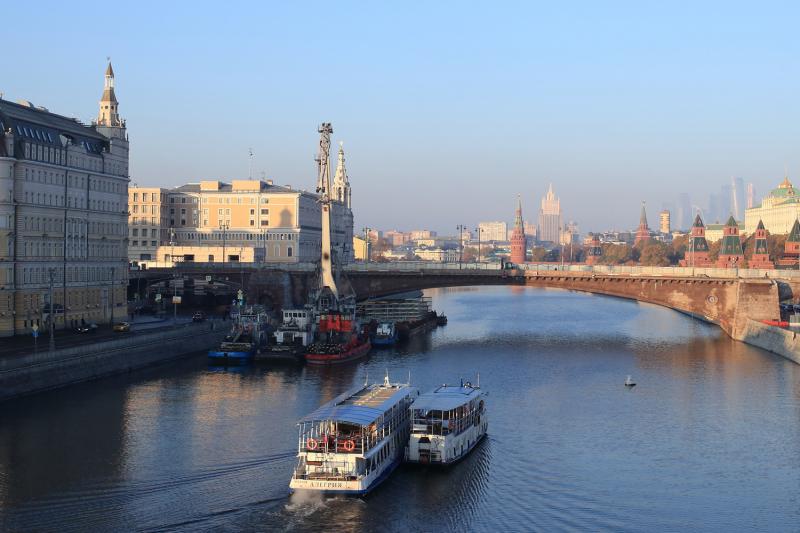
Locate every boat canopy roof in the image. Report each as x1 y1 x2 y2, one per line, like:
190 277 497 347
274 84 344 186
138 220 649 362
299 382 415 426
412 385 483 412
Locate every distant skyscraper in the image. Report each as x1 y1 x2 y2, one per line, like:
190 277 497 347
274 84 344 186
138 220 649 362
510 196 526 264
538 184 562 243
746 183 756 209
731 176 745 220
659 210 671 234
677 193 691 230
708 193 719 224
719 184 732 220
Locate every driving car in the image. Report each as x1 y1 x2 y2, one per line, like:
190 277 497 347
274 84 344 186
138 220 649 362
76 323 98 333
192 311 207 322
113 322 131 332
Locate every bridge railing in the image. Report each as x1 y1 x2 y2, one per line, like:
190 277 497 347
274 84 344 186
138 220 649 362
130 259 800 281
518 263 800 280
345 261 501 272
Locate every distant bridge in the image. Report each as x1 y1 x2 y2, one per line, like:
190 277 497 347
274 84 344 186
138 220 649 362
130 262 800 341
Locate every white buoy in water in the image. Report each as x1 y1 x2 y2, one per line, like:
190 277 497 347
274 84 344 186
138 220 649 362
625 375 636 388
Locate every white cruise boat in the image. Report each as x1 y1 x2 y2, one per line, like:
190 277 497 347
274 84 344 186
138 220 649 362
406 382 487 465
289 375 418 495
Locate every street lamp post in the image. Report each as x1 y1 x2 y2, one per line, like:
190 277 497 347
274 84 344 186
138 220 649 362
48 268 55 352
475 226 482 264
456 224 466 269
110 266 115 326
219 221 229 266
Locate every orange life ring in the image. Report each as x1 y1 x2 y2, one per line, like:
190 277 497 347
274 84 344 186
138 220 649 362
307 437 318 450
343 439 355 452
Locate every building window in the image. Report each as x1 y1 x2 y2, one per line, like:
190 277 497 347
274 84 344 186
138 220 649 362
261 209 269 215
287 247 293 257
250 220 255 226
250 209 255 215
261 220 269 226
208 255 215 262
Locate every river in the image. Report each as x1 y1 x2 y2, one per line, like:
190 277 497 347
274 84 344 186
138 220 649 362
1 286 799 532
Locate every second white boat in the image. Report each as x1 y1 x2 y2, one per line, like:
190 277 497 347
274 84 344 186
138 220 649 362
406 382 487 465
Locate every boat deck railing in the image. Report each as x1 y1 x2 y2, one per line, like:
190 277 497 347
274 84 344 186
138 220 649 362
294 458 359 481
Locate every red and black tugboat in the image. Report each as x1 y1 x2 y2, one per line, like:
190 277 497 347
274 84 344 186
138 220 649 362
304 123 370 365
305 311 371 365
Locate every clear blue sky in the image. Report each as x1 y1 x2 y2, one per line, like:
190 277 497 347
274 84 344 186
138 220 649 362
3 1 799 233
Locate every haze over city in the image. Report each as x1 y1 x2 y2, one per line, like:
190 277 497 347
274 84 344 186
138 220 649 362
3 1 799 232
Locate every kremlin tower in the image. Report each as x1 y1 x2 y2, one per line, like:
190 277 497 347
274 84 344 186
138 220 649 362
585 233 602 265
779 219 800 267
634 202 650 246
510 196 527 264
680 214 712 267
716 216 744 268
748 220 774 269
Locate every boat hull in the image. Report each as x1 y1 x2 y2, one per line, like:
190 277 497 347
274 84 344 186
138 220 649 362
371 335 397 346
208 350 253 364
289 455 401 496
305 341 371 365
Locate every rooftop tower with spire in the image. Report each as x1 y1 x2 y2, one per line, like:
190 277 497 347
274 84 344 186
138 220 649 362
332 141 351 209
679 214 712 267
510 195 527 264
94 61 125 136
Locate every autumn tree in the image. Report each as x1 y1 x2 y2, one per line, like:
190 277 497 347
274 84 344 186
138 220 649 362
639 240 670 266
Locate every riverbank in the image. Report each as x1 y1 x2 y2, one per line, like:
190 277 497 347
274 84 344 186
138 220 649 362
0 322 227 402
741 319 800 365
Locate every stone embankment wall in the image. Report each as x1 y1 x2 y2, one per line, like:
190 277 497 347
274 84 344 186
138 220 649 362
740 320 800 365
0 323 227 402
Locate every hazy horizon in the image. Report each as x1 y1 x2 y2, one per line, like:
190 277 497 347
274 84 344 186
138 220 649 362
3 2 798 234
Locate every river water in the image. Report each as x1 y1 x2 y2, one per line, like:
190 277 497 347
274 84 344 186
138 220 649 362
1 286 799 532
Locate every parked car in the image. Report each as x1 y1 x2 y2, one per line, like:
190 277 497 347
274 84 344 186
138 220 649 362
192 311 207 323
76 323 98 334
113 322 131 332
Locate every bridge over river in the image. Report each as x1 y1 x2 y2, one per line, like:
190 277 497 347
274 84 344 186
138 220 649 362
131 262 800 343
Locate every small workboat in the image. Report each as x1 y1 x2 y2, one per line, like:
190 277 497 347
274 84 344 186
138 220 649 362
208 304 270 364
406 380 487 465
371 322 398 346
625 375 636 387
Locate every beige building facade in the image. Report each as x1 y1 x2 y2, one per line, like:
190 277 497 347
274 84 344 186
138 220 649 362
0 63 129 336
130 178 354 266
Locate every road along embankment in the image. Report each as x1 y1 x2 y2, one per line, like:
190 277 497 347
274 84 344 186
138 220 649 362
740 319 800 365
0 322 227 402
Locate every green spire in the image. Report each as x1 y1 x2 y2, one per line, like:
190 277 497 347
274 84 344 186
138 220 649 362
788 219 800 243
514 195 523 229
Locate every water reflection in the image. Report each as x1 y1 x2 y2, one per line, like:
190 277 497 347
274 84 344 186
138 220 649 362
1 286 799 532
